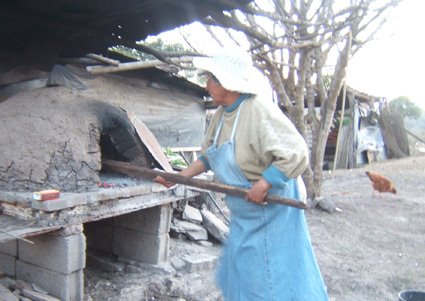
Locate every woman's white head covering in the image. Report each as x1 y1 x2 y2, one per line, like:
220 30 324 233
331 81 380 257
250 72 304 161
193 49 266 95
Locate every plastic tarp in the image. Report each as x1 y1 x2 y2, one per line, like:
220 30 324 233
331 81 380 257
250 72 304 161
48 65 206 148
356 124 387 164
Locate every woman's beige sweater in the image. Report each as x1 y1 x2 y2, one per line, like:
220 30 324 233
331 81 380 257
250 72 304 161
201 94 309 182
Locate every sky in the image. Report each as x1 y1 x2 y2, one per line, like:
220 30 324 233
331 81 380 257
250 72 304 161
154 0 425 109
348 0 425 109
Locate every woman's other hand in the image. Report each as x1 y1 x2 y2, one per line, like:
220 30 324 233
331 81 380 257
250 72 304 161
246 178 272 205
153 176 175 188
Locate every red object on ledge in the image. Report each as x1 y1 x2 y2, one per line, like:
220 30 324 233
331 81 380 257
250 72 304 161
32 189 60 201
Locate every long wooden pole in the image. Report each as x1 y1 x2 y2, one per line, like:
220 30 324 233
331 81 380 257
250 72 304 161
102 160 308 209
86 57 193 75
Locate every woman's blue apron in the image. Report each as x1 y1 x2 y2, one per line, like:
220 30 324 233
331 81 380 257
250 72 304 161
205 101 328 301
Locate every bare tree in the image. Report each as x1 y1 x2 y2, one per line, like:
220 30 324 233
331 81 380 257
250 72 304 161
107 0 401 202
197 0 401 200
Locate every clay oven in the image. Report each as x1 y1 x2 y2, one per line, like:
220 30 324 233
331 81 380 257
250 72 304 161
0 69 207 300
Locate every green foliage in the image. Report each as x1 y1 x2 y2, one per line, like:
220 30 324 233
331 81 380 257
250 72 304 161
145 38 188 53
389 96 423 119
163 147 188 169
322 75 332 92
109 45 145 61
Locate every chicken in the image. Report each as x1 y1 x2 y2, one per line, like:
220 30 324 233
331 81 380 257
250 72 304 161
365 171 397 197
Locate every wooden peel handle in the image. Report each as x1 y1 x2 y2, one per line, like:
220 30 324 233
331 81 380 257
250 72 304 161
102 159 308 209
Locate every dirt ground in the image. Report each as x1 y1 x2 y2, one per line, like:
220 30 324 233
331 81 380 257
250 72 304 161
315 155 425 301
85 155 425 301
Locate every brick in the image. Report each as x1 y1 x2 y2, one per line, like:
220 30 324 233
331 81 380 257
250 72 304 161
18 232 86 274
31 194 87 212
32 189 60 201
113 228 169 264
16 260 83 301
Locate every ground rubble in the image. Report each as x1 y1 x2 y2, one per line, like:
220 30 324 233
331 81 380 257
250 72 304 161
0 274 61 301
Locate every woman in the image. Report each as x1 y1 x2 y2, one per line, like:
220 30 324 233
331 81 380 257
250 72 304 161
156 50 328 301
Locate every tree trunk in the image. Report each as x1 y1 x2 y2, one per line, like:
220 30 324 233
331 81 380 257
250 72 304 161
308 33 352 199
379 105 410 158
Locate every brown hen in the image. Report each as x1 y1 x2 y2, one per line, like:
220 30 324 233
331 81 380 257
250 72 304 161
365 171 397 197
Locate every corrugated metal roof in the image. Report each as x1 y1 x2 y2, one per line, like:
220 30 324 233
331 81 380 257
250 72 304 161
0 0 250 71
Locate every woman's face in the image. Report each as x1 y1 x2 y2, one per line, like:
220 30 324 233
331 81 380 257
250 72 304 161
205 73 231 106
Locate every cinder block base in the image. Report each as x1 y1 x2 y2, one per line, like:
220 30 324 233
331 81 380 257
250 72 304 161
0 240 17 276
111 205 172 264
16 260 83 301
1 203 176 300
113 228 169 264
0 240 17 256
9 226 86 301
0 253 16 276
114 204 172 234
18 232 86 274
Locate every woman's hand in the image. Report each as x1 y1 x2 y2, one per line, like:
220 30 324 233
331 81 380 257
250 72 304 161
246 178 272 205
154 159 207 188
153 176 175 188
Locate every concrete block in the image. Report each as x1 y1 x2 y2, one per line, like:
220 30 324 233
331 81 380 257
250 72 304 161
59 224 83 236
94 189 124 200
171 219 208 241
84 222 114 253
0 240 17 256
86 191 110 204
181 253 218 273
116 188 129 198
0 253 16 276
182 204 203 224
18 232 86 274
86 188 126 204
151 183 167 193
16 260 83 301
114 204 171 235
127 184 151 196
200 209 229 243
113 228 169 264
